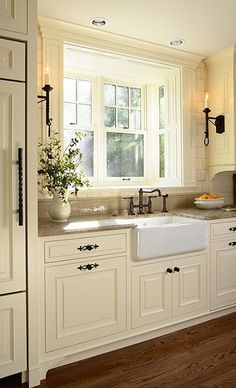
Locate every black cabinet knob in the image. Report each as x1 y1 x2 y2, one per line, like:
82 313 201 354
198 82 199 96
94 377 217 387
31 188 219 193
174 267 180 272
166 268 172 273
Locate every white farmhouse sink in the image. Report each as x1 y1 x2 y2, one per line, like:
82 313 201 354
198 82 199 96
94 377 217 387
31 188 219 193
130 215 207 260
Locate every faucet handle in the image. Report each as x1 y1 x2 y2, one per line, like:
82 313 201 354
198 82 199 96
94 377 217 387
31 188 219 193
161 194 168 213
147 195 157 214
123 196 135 215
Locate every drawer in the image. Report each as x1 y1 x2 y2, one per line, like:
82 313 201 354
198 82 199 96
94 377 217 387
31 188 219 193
44 232 127 263
211 220 236 240
0 38 25 81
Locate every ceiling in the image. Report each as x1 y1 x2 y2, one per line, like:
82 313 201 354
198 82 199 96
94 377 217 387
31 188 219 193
37 0 236 57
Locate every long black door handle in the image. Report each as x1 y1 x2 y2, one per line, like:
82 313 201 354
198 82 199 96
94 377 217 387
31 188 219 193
18 148 23 226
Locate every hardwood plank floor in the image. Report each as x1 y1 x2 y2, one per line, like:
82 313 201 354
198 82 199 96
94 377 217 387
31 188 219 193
1 312 236 387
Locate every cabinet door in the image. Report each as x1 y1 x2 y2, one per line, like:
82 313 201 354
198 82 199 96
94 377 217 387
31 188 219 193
0 293 26 378
45 257 127 352
132 262 172 328
0 39 25 81
0 0 27 34
172 254 207 317
0 80 25 295
211 240 236 309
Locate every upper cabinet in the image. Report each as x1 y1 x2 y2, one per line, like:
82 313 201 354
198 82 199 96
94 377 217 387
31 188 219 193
205 47 236 178
0 0 28 34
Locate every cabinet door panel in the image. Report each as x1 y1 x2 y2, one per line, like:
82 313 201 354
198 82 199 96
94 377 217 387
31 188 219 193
0 293 26 378
0 80 25 294
211 241 236 309
45 257 126 352
173 254 207 317
0 0 27 34
0 39 25 81
132 262 172 328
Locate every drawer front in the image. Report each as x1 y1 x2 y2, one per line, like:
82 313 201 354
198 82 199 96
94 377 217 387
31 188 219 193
44 232 127 262
211 220 236 240
0 39 25 81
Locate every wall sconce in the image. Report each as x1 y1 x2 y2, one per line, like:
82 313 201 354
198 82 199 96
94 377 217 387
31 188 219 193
203 93 225 146
37 67 53 137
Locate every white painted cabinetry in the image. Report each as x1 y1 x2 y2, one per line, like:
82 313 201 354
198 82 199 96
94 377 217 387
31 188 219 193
0 0 28 34
211 220 236 310
41 230 128 354
132 254 207 328
0 38 27 378
45 256 127 352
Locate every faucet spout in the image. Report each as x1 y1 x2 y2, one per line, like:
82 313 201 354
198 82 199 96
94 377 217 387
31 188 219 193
142 188 162 197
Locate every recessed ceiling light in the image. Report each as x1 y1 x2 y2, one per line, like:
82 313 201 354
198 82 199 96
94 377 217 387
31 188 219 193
90 17 107 27
169 38 185 47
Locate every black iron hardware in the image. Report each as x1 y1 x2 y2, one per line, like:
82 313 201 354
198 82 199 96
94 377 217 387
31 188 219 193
228 241 236 247
77 263 99 271
174 267 180 272
229 227 236 232
122 178 131 181
124 196 135 215
37 84 53 137
203 107 225 146
166 268 172 273
17 148 23 226
78 244 99 251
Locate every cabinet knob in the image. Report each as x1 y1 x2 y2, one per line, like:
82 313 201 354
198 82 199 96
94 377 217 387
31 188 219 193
229 227 236 232
174 267 180 272
228 241 236 247
77 263 99 271
166 268 172 273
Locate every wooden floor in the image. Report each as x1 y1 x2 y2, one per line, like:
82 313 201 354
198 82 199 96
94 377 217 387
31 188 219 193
1 312 236 388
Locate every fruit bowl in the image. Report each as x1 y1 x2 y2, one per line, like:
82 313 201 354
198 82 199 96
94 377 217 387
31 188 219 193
194 197 224 209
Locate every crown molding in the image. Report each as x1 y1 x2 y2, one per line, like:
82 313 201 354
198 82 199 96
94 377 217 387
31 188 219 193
38 16 204 69
204 45 236 68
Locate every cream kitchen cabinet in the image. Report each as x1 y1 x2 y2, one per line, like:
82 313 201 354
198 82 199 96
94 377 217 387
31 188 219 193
45 256 127 352
205 46 236 177
132 253 207 329
0 0 28 34
211 220 236 310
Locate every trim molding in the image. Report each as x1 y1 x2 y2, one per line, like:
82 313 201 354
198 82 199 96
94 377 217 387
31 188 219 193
38 16 204 69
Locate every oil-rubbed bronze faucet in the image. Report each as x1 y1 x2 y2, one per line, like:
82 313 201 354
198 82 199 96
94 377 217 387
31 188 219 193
124 188 162 215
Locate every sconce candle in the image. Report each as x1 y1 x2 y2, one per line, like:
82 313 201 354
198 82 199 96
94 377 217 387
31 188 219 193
45 67 50 85
204 92 209 109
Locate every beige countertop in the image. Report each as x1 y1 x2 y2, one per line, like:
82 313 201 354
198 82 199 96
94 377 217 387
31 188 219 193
38 207 236 237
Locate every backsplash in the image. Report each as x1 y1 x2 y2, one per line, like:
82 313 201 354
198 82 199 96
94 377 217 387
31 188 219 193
38 193 199 219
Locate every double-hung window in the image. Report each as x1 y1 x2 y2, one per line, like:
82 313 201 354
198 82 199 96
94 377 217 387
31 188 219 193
63 67 180 187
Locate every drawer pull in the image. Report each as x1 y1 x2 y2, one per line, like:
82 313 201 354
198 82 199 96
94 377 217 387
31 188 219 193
228 241 236 247
78 244 99 251
166 268 172 273
174 267 180 272
229 227 236 232
77 263 99 271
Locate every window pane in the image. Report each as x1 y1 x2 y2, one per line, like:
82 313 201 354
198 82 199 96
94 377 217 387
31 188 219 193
64 78 76 102
117 86 128 107
107 133 144 177
78 80 92 104
64 103 77 126
104 84 116 106
104 107 116 127
78 105 92 126
159 134 165 177
64 130 94 177
130 109 141 130
130 88 141 108
159 85 165 130
118 108 129 128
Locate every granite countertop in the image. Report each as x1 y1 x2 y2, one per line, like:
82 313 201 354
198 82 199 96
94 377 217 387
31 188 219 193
38 207 236 237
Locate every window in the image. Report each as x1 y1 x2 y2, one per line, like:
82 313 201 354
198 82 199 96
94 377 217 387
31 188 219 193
63 49 181 188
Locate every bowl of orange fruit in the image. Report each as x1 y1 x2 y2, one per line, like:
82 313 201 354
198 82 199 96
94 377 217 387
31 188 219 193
194 194 224 209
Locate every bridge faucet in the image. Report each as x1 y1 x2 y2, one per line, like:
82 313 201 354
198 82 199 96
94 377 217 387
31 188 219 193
138 188 162 214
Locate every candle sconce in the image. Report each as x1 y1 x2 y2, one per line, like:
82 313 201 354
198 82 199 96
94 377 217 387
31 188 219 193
37 84 53 137
203 107 225 146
